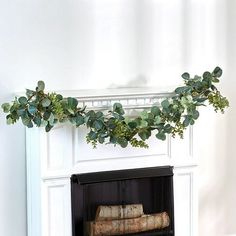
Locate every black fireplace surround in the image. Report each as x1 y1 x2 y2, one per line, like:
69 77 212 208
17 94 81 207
71 166 175 236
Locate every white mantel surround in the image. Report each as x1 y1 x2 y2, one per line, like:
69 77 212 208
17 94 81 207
26 88 198 236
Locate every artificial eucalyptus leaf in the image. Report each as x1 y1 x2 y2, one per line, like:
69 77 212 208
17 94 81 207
88 130 97 140
161 99 170 109
190 119 195 125
113 103 125 115
140 120 148 128
164 124 172 134
183 116 190 127
192 110 200 120
140 111 149 119
138 130 151 141
151 106 161 116
175 86 191 95
18 97 28 105
45 123 53 132
182 72 190 80
156 132 166 141
37 81 45 91
22 117 33 128
212 77 220 83
154 116 162 125
67 97 78 109
26 89 35 98
49 113 55 126
128 121 137 129
42 98 51 107
76 115 84 126
98 136 105 144
28 105 37 115
67 108 75 115
213 66 223 77
1 103 11 113
17 108 26 117
96 111 103 118
203 71 212 80
33 116 41 127
43 111 51 120
7 117 13 125
56 94 63 100
117 137 128 148
93 120 103 130
195 97 208 103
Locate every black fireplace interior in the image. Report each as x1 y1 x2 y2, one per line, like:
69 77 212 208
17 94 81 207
71 166 174 236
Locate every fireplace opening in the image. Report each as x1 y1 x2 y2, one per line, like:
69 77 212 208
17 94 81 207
71 166 174 236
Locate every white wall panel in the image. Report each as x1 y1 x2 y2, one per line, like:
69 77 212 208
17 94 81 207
42 179 71 236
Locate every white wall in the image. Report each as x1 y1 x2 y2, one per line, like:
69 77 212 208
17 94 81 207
0 0 234 235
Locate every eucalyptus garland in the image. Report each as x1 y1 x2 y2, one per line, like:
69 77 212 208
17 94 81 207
1 67 229 148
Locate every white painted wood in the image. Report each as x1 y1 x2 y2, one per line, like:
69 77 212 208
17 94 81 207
26 89 198 236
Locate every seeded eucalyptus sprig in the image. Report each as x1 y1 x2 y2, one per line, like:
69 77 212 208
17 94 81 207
1 67 229 148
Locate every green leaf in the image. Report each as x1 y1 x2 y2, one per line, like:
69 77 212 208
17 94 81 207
140 111 149 119
128 121 137 129
138 130 151 141
195 98 208 103
117 137 128 148
98 136 105 144
17 108 26 117
156 132 166 141
183 116 190 127
113 103 125 115
175 86 191 94
37 81 45 91
151 106 161 116
43 111 51 120
22 117 33 128
67 108 75 115
28 105 37 115
7 117 13 125
203 71 212 79
40 119 48 127
42 98 51 107
69 117 77 125
88 130 97 140
154 116 162 125
49 113 55 126
26 89 35 98
56 94 63 100
212 77 220 83
110 136 117 144
1 103 11 113
192 110 200 120
140 120 148 128
33 116 41 127
18 97 28 105
161 99 170 109
96 111 103 118
190 119 195 125
93 120 103 130
213 66 222 77
164 124 172 133
76 115 84 126
67 97 78 109
45 123 53 132
182 72 190 80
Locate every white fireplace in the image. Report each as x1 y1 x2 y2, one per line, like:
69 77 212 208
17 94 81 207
26 88 198 236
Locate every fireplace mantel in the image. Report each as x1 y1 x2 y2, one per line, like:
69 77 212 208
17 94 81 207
26 88 198 236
